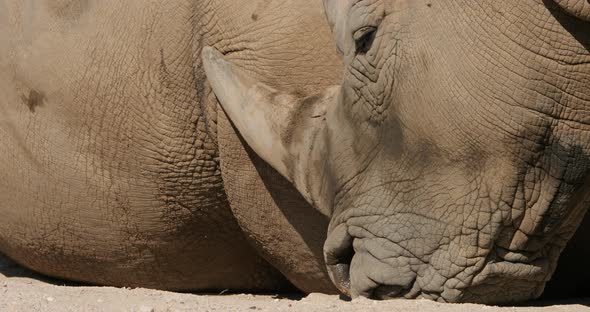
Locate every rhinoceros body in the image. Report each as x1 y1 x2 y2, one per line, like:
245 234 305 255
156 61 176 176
1 0 590 304
0 0 340 293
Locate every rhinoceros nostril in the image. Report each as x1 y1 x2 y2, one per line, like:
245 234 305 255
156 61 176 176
324 223 355 297
327 262 352 296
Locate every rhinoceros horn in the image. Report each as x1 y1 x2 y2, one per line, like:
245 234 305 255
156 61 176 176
201 46 339 216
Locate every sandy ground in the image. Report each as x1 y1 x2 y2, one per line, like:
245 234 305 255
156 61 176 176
1 254 589 312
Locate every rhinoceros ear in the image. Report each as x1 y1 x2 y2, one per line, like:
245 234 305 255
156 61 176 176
323 0 349 55
201 46 338 213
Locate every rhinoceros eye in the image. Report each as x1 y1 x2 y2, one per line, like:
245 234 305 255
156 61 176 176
353 26 378 54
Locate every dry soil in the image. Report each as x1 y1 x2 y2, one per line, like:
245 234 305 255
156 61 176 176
1 253 588 312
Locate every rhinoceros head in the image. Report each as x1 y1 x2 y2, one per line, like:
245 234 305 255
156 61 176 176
202 0 590 304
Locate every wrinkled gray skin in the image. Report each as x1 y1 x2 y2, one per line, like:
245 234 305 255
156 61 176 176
0 0 341 293
203 0 590 304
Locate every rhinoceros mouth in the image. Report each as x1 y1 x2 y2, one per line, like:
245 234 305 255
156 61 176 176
494 244 544 264
324 222 416 300
323 217 554 302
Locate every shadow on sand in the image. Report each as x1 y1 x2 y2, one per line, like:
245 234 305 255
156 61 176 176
1 252 588 307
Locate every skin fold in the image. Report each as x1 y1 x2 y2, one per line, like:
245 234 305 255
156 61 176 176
2 0 589 304
203 0 590 304
0 0 341 293
193 0 342 293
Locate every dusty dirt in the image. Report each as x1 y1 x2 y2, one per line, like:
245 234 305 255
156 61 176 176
1 254 589 312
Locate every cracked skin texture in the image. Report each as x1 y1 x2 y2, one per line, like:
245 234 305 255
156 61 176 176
192 0 342 293
202 0 590 304
314 0 590 303
0 0 340 292
3 0 589 303
317 0 590 303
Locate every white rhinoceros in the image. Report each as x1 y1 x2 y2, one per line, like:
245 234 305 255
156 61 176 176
203 0 590 304
2 0 590 305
